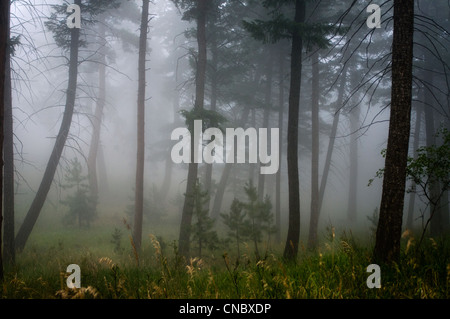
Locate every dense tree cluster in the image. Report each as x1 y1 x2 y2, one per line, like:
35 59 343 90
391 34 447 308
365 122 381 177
0 0 449 280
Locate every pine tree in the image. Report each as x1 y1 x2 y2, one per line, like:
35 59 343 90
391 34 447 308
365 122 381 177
15 0 121 252
221 198 246 258
61 158 96 227
190 180 218 257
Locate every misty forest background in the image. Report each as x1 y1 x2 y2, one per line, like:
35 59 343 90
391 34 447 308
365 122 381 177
0 0 449 298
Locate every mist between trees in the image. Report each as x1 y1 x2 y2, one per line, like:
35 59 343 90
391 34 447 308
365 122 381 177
0 0 449 288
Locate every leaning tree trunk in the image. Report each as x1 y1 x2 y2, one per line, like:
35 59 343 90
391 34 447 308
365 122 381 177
373 0 414 263
0 0 10 281
133 0 150 252
178 0 208 258
15 2 81 252
283 0 305 261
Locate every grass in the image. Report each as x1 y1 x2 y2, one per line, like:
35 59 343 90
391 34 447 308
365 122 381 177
1 218 449 299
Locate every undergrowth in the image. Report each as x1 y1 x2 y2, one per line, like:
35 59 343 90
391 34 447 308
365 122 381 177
1 228 449 299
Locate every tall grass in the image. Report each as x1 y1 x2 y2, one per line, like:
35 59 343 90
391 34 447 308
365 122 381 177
1 224 449 299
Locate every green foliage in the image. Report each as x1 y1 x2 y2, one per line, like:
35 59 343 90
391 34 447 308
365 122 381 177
3 226 449 299
190 180 219 257
60 158 96 227
242 0 342 49
221 181 275 259
45 0 121 49
369 128 450 199
179 107 228 134
406 127 450 196
221 198 246 257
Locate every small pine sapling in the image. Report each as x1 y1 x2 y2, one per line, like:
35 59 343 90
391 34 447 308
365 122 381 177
221 198 246 258
190 180 218 257
61 158 97 227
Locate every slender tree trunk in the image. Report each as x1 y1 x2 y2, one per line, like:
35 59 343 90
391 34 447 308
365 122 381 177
423 74 442 237
347 100 360 223
133 0 150 252
15 0 81 252
179 0 208 258
307 49 320 250
406 102 422 229
275 46 286 242
318 61 348 213
373 0 414 263
283 0 305 261
204 33 218 211
258 48 274 202
97 143 108 194
0 0 10 281
87 22 106 206
3 14 14 266
210 107 250 219
160 68 181 202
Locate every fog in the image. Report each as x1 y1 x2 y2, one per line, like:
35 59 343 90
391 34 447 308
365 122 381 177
7 0 441 248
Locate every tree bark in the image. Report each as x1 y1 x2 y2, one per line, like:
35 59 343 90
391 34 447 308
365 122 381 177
179 0 208 258
15 0 81 252
406 102 422 229
204 31 218 211
318 61 348 214
373 0 414 263
347 97 360 223
423 75 442 237
0 0 10 281
283 0 305 261
307 49 320 250
257 47 274 202
3 20 15 265
133 0 150 252
87 22 107 206
275 45 286 242
210 107 250 219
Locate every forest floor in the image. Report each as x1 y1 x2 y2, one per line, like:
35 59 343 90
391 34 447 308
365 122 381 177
1 216 449 299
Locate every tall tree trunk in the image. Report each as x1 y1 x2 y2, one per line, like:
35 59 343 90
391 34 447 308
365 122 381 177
210 107 250 219
423 72 442 237
15 0 81 252
258 48 274 201
373 0 414 263
87 22 106 206
275 46 286 242
133 0 150 252
160 65 181 202
406 102 422 229
204 33 218 211
178 0 208 258
0 0 10 281
347 99 360 223
283 0 305 261
318 61 349 214
307 49 320 250
97 143 108 194
3 12 14 266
